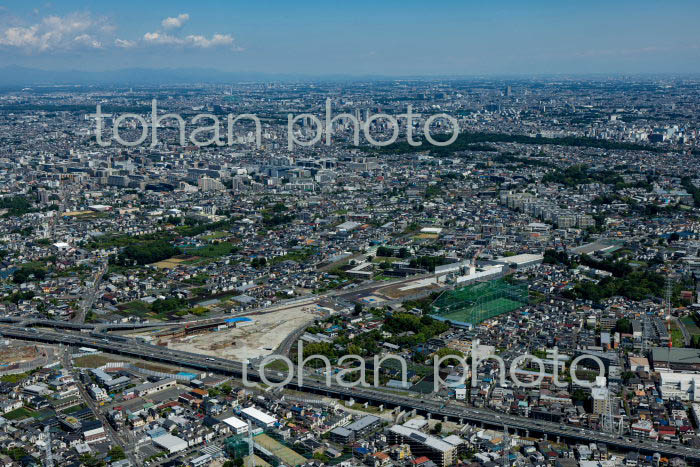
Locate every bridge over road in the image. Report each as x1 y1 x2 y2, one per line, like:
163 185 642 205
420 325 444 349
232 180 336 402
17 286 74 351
1 326 698 465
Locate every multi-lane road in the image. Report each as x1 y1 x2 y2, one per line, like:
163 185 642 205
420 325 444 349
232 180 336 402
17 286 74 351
60 347 139 466
72 260 108 323
3 326 699 464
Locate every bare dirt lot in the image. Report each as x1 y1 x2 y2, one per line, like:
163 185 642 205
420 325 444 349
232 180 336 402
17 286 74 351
161 304 320 361
377 277 440 299
73 353 183 373
0 345 39 364
151 257 188 269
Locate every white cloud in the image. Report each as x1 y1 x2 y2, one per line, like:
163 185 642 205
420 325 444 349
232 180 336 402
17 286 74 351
0 12 112 52
73 33 101 49
0 25 40 48
0 10 240 54
161 13 189 30
143 31 237 49
114 38 136 48
143 31 183 45
185 33 233 48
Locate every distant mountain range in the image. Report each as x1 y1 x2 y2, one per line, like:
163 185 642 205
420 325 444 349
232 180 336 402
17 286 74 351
0 66 311 86
0 66 692 87
0 66 427 86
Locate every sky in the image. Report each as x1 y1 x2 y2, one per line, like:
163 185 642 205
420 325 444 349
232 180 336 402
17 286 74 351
1 0 700 76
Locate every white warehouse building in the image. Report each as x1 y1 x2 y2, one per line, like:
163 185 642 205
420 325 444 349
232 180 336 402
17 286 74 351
240 406 277 428
223 416 249 435
152 434 188 454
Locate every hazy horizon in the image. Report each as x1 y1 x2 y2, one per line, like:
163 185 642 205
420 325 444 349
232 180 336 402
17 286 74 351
1 0 700 77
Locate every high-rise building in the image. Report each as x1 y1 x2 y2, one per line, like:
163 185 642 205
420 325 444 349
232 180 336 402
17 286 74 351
198 176 225 192
592 387 609 414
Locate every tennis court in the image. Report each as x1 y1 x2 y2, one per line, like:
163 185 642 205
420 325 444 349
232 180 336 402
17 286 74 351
255 433 307 466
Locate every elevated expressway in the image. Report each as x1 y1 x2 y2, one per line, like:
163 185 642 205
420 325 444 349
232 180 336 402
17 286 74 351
1 326 698 464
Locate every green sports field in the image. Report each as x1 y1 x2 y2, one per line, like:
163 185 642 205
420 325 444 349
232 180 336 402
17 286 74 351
430 279 529 326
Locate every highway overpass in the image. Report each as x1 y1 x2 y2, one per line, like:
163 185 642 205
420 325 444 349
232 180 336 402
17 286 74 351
2 326 698 464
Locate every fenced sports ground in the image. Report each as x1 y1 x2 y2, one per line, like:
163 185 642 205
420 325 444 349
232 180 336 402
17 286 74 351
430 278 529 327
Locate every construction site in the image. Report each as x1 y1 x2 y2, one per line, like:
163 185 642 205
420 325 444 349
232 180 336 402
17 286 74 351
429 278 529 328
0 344 54 376
154 303 324 361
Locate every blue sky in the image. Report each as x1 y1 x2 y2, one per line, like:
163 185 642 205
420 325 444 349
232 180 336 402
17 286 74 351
1 0 699 75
